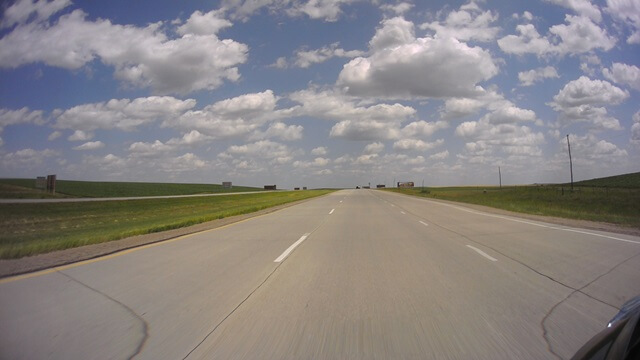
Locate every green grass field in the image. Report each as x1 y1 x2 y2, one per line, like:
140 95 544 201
570 172 640 188
0 190 333 259
387 181 640 228
0 178 263 198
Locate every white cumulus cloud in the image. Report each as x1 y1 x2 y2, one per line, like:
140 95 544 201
420 2 500 42
498 15 616 57
311 146 328 155
176 9 233 36
55 96 196 132
632 110 640 144
549 76 629 130
393 138 444 152
68 130 94 141
1 0 71 29
165 90 279 139
363 142 384 154
73 141 105 150
0 106 45 133
0 6 248 94
602 62 640 91
518 66 560 86
294 42 364 68
606 0 640 44
544 0 602 22
1 148 59 169
338 16 498 99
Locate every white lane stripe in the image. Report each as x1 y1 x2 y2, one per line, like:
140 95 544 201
340 200 343 203
416 198 640 245
401 211 406 214
390 204 395 207
274 233 311 262
329 209 335 215
419 221 429 227
466 245 498 262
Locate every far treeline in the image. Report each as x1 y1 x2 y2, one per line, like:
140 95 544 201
387 171 640 228
0 179 264 199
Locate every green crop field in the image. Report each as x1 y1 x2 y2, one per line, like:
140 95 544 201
0 178 263 198
0 190 333 259
386 172 640 228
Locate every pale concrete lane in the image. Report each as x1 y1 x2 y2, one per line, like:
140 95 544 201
371 190 640 359
0 191 342 360
1 189 639 359
187 189 621 359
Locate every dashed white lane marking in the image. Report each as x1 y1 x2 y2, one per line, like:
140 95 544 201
390 204 395 207
419 221 429 227
339 200 343 203
401 211 406 215
329 208 335 215
466 245 498 262
274 233 311 263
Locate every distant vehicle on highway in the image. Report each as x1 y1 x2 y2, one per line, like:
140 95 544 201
572 295 640 359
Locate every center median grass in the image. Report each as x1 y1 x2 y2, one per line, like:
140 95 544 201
0 190 333 259
0 178 263 198
385 186 640 228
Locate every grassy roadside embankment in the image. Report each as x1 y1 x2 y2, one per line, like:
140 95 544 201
0 190 333 259
0 178 263 198
386 184 640 228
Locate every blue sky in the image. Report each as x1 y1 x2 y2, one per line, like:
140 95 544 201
1 0 639 189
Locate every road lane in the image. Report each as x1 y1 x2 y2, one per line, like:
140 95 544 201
188 189 564 359
1 189 639 359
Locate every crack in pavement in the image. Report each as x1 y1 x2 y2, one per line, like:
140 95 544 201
374 192 637 360
57 271 149 360
540 251 640 359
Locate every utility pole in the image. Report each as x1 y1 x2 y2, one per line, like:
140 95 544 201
498 166 502 189
567 134 573 191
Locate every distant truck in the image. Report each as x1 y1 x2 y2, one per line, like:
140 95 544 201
264 185 277 190
397 182 414 188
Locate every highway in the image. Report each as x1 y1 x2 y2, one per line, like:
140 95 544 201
1 189 639 359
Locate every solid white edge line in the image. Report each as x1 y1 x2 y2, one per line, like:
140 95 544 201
274 233 311 263
419 221 429 227
416 198 640 245
466 245 498 262
329 209 335 215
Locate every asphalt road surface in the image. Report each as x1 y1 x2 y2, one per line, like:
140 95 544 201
2 189 639 359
